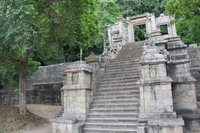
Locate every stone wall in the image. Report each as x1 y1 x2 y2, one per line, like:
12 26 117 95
26 63 77 105
0 89 18 105
27 83 62 105
188 46 200 107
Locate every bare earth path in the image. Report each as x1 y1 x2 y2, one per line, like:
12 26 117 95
19 104 61 133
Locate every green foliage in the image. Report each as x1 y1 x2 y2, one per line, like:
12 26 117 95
0 0 49 59
32 0 100 62
117 0 167 17
115 0 167 41
160 25 168 35
165 0 200 44
98 0 121 28
0 0 100 92
134 25 146 41
0 61 18 90
93 0 121 54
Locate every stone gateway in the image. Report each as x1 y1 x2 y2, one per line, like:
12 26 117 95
27 13 200 133
51 13 200 133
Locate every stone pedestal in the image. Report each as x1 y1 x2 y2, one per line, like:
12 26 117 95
52 61 92 133
138 44 184 133
166 37 197 111
86 52 100 102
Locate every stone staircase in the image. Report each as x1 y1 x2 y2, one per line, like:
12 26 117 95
83 41 144 133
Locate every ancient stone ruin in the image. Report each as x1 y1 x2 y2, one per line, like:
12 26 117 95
27 13 200 133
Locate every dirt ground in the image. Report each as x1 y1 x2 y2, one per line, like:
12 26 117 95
0 104 61 133
20 104 61 133
20 124 52 133
26 104 61 119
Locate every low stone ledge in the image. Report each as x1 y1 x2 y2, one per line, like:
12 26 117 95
62 85 91 90
148 118 184 126
172 77 196 83
138 77 173 85
177 109 200 119
72 122 85 133
139 112 177 120
51 117 76 124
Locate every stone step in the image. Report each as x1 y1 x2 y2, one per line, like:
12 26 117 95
117 54 142 57
86 117 138 123
88 112 138 118
100 82 138 86
96 90 139 96
93 97 139 103
92 103 139 108
100 75 139 82
117 50 142 53
118 50 142 53
97 87 139 93
94 94 139 100
103 73 139 79
107 60 139 64
117 52 142 56
105 63 140 71
100 78 138 84
100 83 138 88
106 62 139 68
118 51 143 54
85 122 138 129
96 87 139 94
91 106 138 113
105 65 139 70
118 50 142 54
109 59 138 63
90 107 139 113
90 104 139 109
118 48 143 51
104 70 139 75
115 56 141 60
103 70 140 76
105 66 139 71
83 128 137 133
117 47 143 51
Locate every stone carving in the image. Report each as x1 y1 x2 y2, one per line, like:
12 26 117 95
51 61 92 133
23 12 200 133
149 64 157 78
104 13 178 60
138 39 184 133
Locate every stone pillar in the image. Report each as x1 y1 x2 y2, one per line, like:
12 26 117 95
146 13 152 35
139 44 174 118
148 13 161 38
166 37 197 111
168 16 177 37
138 44 184 133
52 61 92 133
127 21 134 43
86 52 100 101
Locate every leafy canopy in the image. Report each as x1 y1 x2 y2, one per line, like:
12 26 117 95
165 0 200 44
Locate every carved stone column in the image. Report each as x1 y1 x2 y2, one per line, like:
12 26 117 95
139 45 174 118
167 36 197 111
138 44 184 133
148 13 161 38
86 52 100 102
52 61 92 133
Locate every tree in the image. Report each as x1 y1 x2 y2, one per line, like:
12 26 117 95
165 0 200 44
0 0 100 115
32 0 100 63
0 0 49 115
92 0 120 54
117 0 167 17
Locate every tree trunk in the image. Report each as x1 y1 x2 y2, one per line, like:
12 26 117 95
19 54 28 116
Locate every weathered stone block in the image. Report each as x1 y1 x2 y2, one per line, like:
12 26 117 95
172 83 197 110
